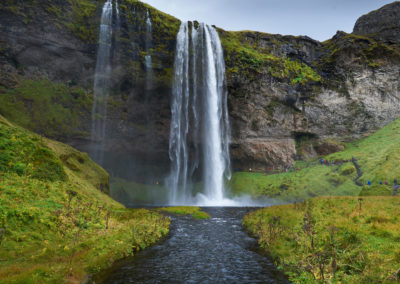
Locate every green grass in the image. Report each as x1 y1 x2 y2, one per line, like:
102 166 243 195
229 166 359 202
327 117 400 184
359 185 392 196
158 207 211 219
0 79 92 140
0 116 170 283
243 196 400 283
230 116 400 201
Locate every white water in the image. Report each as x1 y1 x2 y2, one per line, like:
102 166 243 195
168 22 231 205
115 0 120 18
90 0 114 165
145 9 153 91
168 22 190 204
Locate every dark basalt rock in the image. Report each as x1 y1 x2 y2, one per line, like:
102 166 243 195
353 1 400 44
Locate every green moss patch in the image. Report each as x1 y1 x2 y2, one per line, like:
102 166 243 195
218 30 321 86
159 206 211 219
0 79 92 140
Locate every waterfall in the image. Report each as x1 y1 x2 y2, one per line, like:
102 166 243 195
168 22 231 205
168 22 190 203
145 9 153 91
115 0 120 18
90 0 119 165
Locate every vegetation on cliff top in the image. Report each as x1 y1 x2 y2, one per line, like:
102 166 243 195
0 116 170 283
320 31 400 69
244 197 400 283
218 30 321 86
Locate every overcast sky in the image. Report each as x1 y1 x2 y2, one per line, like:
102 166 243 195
143 0 394 41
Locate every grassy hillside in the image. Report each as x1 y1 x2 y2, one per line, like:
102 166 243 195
243 197 400 283
229 116 400 201
0 116 169 283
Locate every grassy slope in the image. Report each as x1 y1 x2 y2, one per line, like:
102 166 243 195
243 197 400 283
240 117 400 282
0 116 170 283
327 117 400 184
229 116 400 201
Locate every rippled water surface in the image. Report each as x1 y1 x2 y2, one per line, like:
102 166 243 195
94 207 289 283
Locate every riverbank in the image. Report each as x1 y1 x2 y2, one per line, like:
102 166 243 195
0 116 170 283
243 196 400 283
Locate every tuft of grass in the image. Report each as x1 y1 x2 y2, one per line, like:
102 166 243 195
159 207 210 219
244 196 400 283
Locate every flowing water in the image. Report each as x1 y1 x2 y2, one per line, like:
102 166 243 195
145 9 153 92
90 0 114 165
167 23 231 205
93 207 289 283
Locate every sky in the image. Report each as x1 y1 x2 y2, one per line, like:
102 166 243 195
143 0 395 41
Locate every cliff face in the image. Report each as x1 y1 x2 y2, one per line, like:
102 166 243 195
223 28 400 171
353 1 400 44
0 0 400 178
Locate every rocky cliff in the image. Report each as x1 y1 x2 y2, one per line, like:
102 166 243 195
0 0 399 180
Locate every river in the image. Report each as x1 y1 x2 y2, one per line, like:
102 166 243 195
93 207 289 283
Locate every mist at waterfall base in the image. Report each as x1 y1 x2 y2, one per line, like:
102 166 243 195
88 3 273 207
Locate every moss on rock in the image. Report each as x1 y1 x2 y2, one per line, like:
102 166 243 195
0 79 92 140
218 29 321 87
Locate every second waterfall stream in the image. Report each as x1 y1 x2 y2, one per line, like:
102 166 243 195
167 22 232 205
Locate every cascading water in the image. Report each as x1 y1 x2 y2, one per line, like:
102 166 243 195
115 0 120 18
90 0 121 165
145 9 153 91
90 0 113 165
168 22 231 205
168 22 190 204
202 25 231 201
